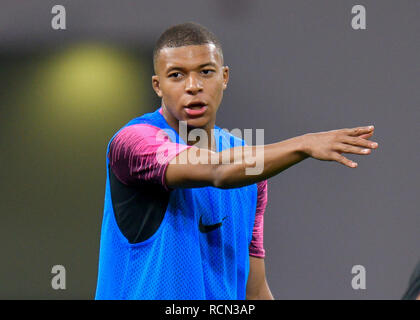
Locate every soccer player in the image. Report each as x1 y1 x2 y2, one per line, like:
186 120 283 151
95 22 379 300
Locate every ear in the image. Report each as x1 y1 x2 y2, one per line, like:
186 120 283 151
152 75 163 98
222 66 229 90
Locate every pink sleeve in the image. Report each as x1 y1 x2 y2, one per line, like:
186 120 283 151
249 180 268 258
108 123 192 191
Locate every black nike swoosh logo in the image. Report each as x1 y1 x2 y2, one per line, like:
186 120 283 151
199 215 227 233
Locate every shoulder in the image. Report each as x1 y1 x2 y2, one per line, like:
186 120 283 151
116 123 164 138
108 123 162 150
108 108 164 142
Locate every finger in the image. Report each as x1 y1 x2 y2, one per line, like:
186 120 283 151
340 136 379 149
345 125 374 137
359 132 373 140
336 143 373 155
334 153 358 168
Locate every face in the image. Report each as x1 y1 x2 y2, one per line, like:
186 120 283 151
152 44 229 132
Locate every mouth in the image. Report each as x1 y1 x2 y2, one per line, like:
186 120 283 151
184 102 208 116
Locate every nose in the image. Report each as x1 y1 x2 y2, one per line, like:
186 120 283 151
185 73 203 95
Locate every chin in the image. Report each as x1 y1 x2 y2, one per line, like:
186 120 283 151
186 118 210 129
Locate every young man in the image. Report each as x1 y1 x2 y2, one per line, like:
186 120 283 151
95 22 378 300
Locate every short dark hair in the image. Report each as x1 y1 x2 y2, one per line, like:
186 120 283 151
153 22 224 72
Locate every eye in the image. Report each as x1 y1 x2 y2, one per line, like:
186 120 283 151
168 72 182 79
201 69 215 75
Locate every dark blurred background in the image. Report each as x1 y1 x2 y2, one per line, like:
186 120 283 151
0 0 419 299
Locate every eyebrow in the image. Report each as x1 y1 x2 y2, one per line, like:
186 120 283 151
166 62 217 74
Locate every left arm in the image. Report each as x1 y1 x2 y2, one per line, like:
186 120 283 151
246 256 274 300
247 180 273 299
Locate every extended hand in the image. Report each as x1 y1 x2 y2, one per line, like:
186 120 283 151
302 126 379 168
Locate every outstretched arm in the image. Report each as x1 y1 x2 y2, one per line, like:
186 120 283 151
165 125 378 189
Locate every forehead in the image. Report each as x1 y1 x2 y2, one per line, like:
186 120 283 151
156 44 222 72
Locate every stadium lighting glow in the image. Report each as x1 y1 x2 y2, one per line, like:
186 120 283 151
36 43 150 123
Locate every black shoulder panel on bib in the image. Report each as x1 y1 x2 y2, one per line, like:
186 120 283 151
109 164 170 244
